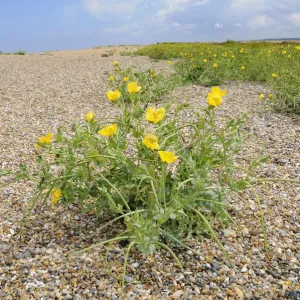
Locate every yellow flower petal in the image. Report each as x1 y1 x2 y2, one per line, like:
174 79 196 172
51 188 61 205
145 107 165 124
85 112 95 122
98 124 118 137
143 133 159 150
158 151 178 164
106 90 121 101
127 82 142 94
207 87 227 107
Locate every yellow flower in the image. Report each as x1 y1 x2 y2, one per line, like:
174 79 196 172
109 75 115 81
123 77 129 82
106 89 121 101
158 151 178 164
213 63 218 68
36 133 54 148
272 73 278 78
268 93 273 99
213 54 217 57
241 66 245 70
127 81 142 94
143 133 159 150
282 50 287 55
296 46 300 51
85 112 95 122
207 87 227 107
113 61 119 66
168 61 172 65
267 50 271 54
145 107 166 124
231 55 235 58
98 124 118 137
51 188 61 205
258 94 265 99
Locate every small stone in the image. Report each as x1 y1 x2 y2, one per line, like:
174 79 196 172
74 216 80 221
241 266 248 273
223 229 237 238
219 265 230 274
0 243 10 253
125 275 134 283
235 287 244 298
131 263 139 268
171 290 184 299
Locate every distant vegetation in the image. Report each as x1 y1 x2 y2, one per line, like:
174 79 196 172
13 49 26 55
136 42 300 114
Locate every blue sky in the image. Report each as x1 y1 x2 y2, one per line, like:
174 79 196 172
1 0 300 52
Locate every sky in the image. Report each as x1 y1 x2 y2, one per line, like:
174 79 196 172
0 0 300 52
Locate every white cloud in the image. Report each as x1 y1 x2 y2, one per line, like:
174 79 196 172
195 0 210 5
82 0 137 19
214 23 224 29
171 22 196 30
247 15 276 29
290 13 300 27
231 0 266 10
236 23 242 27
158 0 210 19
104 23 144 36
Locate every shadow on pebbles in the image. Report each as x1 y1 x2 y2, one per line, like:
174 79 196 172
0 54 299 299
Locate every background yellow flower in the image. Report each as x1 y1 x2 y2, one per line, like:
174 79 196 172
207 87 227 107
158 151 178 164
98 124 118 137
106 90 121 101
51 188 61 205
85 112 95 122
146 107 165 124
143 133 159 150
127 82 142 94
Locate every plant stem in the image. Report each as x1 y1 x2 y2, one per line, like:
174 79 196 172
69 236 130 256
99 173 131 212
121 241 136 298
246 182 268 253
187 204 232 266
157 242 183 269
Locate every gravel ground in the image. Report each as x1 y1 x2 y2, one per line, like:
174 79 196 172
0 52 299 300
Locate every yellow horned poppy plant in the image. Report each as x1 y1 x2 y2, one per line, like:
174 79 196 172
98 124 118 137
143 133 159 150
207 87 227 107
106 89 121 101
158 151 178 164
146 107 165 124
127 82 142 94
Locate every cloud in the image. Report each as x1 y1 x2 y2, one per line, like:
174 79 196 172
231 0 266 10
236 23 242 27
104 22 145 36
157 0 210 19
247 15 276 29
214 23 224 29
82 0 138 19
290 13 300 27
170 22 196 30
